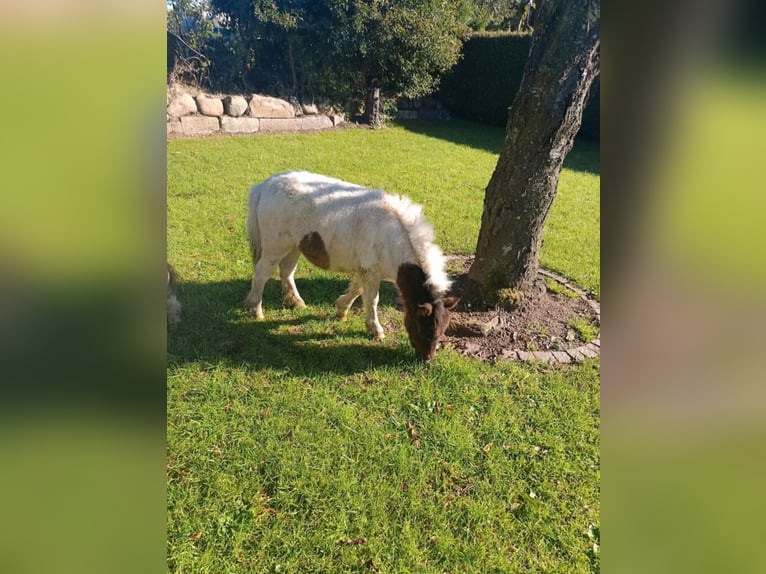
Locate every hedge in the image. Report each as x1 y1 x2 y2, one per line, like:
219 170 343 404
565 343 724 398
439 33 599 140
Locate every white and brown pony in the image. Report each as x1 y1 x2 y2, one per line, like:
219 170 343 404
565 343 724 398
245 171 458 361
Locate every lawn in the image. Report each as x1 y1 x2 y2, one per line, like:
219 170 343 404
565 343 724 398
167 120 600 573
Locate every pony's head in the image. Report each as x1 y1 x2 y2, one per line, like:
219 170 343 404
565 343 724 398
397 263 459 361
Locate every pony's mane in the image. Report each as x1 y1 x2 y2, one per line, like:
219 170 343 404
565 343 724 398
384 193 451 297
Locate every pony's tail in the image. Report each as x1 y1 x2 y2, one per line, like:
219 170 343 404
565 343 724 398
247 185 263 264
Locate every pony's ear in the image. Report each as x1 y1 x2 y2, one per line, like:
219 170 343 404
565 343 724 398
442 296 460 310
418 303 433 317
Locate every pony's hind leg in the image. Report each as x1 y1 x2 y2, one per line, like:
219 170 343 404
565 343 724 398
245 257 279 319
279 248 306 309
335 276 364 321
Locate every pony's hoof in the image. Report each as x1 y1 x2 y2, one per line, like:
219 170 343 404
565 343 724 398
249 308 265 320
374 331 385 341
337 312 348 321
286 298 306 309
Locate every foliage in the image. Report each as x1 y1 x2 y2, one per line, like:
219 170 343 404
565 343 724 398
200 0 468 110
440 32 600 140
167 121 600 572
440 33 531 125
167 0 217 86
166 1 545 111
167 0 216 52
467 0 531 32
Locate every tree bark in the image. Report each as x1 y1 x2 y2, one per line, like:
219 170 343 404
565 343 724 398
364 86 381 128
467 0 600 297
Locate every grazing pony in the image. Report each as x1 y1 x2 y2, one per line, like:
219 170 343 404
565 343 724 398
167 263 181 325
245 171 458 361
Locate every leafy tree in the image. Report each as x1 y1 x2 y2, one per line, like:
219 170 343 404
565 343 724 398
466 0 529 32
205 0 468 121
167 0 216 85
466 0 600 299
167 0 215 50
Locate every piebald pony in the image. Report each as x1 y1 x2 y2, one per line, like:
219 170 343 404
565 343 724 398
245 171 458 361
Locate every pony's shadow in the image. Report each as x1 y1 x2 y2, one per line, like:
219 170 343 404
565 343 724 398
167 277 415 375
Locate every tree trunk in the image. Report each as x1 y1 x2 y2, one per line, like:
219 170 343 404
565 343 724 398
364 86 381 128
467 0 600 298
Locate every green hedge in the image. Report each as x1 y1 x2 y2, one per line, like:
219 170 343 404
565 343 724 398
439 33 599 140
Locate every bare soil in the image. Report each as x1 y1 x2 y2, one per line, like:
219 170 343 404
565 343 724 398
441 256 600 363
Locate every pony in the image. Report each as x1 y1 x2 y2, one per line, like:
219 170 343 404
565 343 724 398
167 263 182 325
245 171 459 361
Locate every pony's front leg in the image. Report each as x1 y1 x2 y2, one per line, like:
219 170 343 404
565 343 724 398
245 258 278 319
361 277 384 340
335 276 364 321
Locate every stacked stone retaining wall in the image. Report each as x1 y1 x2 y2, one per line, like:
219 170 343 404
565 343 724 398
167 87 345 138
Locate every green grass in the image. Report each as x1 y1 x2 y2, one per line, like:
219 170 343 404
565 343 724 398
545 277 581 299
568 316 600 344
168 120 600 573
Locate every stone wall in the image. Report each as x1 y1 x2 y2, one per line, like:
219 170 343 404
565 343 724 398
167 87 346 138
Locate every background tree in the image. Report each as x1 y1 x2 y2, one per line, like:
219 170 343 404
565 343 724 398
466 0 529 32
467 0 600 299
167 0 215 50
167 0 216 85
202 0 468 122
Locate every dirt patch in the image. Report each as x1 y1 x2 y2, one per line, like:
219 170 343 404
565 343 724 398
441 256 600 363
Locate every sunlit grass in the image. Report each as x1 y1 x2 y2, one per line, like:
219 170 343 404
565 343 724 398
167 121 600 573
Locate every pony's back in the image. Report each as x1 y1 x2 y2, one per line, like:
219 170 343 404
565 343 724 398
251 171 418 278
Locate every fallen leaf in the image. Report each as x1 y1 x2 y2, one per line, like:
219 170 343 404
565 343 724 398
482 442 493 456
340 537 367 546
406 422 420 448
364 558 381 572
284 429 295 440
187 531 202 541
384 433 394 441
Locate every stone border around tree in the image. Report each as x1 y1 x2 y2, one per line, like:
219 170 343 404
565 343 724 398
511 268 600 364
455 268 600 365
167 87 346 138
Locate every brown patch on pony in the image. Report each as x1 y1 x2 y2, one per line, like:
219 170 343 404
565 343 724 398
396 263 457 361
299 231 330 269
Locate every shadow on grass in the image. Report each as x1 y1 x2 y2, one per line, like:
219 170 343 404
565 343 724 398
395 119 600 175
167 277 417 375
